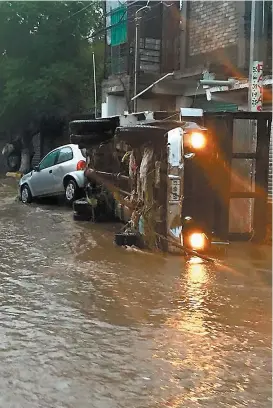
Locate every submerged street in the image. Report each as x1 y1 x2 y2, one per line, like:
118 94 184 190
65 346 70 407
0 178 271 408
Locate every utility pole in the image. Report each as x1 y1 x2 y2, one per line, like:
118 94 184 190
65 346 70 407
248 0 266 111
133 5 150 113
92 52 97 118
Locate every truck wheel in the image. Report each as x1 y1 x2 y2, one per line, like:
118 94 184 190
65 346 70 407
73 212 92 222
69 117 118 134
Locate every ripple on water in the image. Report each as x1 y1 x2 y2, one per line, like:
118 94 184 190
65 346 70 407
0 178 271 407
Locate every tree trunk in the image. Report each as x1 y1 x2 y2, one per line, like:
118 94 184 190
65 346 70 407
18 129 34 174
2 143 15 156
2 143 21 172
19 147 31 174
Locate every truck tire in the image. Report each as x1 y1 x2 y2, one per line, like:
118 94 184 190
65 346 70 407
73 198 92 215
69 118 119 134
73 212 92 222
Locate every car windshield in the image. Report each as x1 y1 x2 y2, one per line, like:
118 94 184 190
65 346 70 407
80 148 87 158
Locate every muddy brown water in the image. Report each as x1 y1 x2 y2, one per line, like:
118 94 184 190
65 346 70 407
0 178 271 408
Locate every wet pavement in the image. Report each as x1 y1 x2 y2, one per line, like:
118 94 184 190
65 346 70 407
0 178 271 408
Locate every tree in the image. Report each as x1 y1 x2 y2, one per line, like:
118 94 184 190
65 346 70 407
0 1 104 172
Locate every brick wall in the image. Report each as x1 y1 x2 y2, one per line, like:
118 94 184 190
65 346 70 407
188 1 238 57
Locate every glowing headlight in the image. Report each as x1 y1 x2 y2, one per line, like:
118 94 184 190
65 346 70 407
189 232 206 250
190 132 206 149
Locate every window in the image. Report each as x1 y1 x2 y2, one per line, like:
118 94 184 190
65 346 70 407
230 158 256 193
39 150 59 170
233 119 257 153
110 43 127 75
57 146 73 164
229 198 254 233
139 37 161 73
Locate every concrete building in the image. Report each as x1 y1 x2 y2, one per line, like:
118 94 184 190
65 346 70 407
101 0 181 116
101 0 272 115
101 0 272 204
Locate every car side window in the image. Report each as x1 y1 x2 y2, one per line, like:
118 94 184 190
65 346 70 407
39 150 59 170
56 147 73 164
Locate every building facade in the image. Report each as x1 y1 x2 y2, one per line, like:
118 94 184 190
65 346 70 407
101 0 272 115
101 0 180 116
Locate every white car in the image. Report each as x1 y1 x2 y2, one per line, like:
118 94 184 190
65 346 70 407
19 144 86 204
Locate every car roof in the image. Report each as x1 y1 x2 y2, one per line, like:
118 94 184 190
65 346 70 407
59 144 79 150
42 144 81 158
50 144 80 152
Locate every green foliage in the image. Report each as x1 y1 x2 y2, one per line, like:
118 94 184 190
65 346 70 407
0 1 104 134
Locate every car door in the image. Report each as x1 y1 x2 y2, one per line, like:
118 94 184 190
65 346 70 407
30 149 60 196
51 146 74 193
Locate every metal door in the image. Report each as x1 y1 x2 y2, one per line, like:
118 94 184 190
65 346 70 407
51 146 74 193
204 111 272 242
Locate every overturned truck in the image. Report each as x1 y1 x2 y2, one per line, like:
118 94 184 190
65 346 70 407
69 110 218 254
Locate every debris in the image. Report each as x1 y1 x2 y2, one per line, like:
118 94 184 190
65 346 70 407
139 147 154 197
6 172 22 179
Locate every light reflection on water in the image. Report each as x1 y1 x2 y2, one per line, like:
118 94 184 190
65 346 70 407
0 179 271 408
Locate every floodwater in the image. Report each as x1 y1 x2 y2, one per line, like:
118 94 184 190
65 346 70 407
0 178 271 408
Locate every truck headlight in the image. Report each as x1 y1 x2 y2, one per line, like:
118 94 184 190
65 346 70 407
190 132 206 149
189 232 206 250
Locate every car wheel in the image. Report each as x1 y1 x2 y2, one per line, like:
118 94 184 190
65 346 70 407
65 179 78 205
21 184 32 204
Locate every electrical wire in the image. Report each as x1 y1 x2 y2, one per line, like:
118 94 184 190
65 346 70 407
104 1 139 18
87 8 128 40
88 1 169 40
58 2 94 24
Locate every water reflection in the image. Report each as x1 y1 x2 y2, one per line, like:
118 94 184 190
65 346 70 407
152 255 272 407
169 257 213 336
0 179 271 408
185 258 210 330
188 256 208 281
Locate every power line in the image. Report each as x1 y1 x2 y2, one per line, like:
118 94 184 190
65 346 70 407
89 1 165 40
104 1 139 18
87 3 130 40
59 2 95 24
